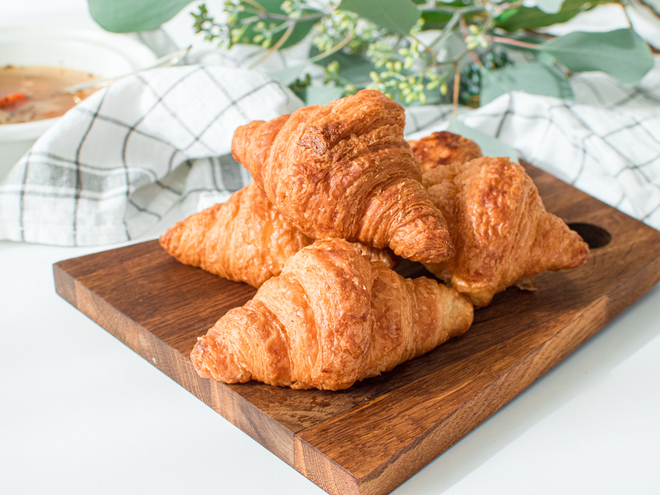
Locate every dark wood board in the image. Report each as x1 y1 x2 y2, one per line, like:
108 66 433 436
53 162 660 495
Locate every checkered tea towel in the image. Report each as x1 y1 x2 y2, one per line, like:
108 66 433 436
0 58 659 246
404 61 660 228
0 65 302 245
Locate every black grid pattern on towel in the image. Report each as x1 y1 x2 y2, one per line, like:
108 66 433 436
406 87 660 226
0 65 296 246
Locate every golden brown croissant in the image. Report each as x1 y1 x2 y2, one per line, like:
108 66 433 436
159 182 398 288
422 157 590 307
408 131 483 172
190 239 473 390
231 89 454 264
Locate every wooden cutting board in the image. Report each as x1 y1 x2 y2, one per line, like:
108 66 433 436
53 163 660 495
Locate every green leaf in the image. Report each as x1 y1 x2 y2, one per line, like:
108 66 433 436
278 19 318 49
269 64 308 86
495 8 520 23
419 1 468 29
494 0 610 32
534 50 557 67
337 0 420 35
538 29 654 86
420 11 453 30
498 32 553 46
447 118 519 163
87 0 190 32
300 86 346 105
480 62 574 105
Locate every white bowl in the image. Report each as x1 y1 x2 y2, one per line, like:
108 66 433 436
0 26 157 179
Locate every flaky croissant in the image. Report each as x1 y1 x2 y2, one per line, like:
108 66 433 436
231 89 454 264
422 157 590 307
408 131 483 173
159 182 398 288
191 239 473 390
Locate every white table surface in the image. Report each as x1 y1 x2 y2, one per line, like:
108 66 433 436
2 2 660 494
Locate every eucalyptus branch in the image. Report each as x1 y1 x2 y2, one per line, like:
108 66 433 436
458 16 468 42
239 11 323 23
452 61 460 116
186 0 652 109
448 49 471 67
420 11 462 59
242 0 266 14
264 12 325 22
412 37 439 66
421 47 471 73
459 16 482 66
491 36 539 50
309 33 354 63
482 11 494 34
249 22 295 68
239 15 262 25
244 11 324 22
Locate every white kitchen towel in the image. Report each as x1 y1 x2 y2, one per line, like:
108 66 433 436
1 58 659 246
405 68 660 227
0 65 301 245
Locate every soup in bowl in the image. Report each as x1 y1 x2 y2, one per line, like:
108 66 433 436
0 26 156 179
0 65 99 124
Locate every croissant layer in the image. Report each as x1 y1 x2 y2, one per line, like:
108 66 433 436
159 183 398 287
408 131 483 172
232 89 454 264
423 157 589 306
159 182 312 288
191 239 473 390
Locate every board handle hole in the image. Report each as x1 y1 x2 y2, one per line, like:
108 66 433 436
567 223 612 249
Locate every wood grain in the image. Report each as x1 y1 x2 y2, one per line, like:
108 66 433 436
53 162 660 495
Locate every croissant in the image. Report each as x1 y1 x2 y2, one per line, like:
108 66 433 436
422 157 590 307
408 131 482 173
159 182 398 288
231 89 454 264
190 239 473 390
